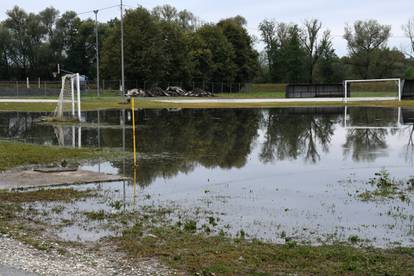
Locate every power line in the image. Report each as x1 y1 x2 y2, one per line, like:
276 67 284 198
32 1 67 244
76 4 121 16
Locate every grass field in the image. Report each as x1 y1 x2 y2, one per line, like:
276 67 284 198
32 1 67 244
0 89 408 111
0 140 125 171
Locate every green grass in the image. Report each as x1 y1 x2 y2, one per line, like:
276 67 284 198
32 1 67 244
118 223 414 275
216 91 284 98
0 140 124 171
2 96 414 112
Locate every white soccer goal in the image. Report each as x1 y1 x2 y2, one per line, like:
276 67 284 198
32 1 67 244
54 73 81 121
344 78 401 103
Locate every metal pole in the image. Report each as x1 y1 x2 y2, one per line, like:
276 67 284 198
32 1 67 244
344 81 348 103
132 97 137 167
93 10 100 97
398 79 401 101
120 0 125 102
71 77 75 117
76 73 81 121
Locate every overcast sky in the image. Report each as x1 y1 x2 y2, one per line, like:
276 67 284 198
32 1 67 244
1 0 413 56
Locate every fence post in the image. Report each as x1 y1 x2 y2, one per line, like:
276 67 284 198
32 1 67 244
239 83 241 93
16 81 19 97
221 82 224 93
38 78 40 88
102 79 105 92
44 81 46 97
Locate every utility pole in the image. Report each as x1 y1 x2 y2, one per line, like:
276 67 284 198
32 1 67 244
93 10 100 97
120 0 125 102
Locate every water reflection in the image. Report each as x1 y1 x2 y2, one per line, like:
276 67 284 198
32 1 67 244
260 108 340 163
0 107 413 183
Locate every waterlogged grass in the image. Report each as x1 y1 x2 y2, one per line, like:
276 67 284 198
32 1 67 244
0 188 96 203
356 170 414 202
118 222 414 275
0 140 124 171
0 186 413 274
0 188 96 251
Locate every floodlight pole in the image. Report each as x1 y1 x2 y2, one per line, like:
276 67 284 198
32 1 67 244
94 10 100 97
120 0 125 102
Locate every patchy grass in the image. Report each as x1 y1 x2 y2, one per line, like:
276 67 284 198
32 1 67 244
0 188 96 251
0 140 124 171
357 170 414 202
0 188 96 203
83 210 106 220
117 223 414 275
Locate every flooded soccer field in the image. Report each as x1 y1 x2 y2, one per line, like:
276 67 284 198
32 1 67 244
0 107 413 247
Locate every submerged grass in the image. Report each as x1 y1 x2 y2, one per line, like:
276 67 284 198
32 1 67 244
117 222 414 275
357 170 414 202
0 188 96 251
0 188 96 203
0 140 124 171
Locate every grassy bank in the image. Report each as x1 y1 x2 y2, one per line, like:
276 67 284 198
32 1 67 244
118 223 414 275
0 140 124 171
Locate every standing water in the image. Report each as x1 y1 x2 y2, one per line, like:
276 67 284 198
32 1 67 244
0 107 413 246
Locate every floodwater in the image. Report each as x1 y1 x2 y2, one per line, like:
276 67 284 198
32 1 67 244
0 107 413 247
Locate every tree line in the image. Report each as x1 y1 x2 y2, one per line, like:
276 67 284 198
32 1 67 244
0 4 413 86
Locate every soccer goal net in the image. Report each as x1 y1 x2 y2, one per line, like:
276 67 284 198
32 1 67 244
54 73 81 121
344 78 401 102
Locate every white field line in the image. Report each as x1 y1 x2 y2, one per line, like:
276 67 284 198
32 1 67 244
155 97 398 104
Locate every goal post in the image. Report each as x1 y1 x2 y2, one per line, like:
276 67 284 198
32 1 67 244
54 73 81 121
344 78 401 103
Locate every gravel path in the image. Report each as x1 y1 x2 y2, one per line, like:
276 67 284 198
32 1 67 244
0 234 176 276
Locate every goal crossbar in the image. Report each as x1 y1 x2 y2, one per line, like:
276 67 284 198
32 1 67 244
344 78 401 102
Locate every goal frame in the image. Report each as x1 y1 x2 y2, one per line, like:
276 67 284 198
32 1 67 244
343 106 402 129
344 78 401 103
56 73 81 121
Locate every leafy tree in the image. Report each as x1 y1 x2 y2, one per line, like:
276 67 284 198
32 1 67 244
158 21 192 85
101 7 165 85
0 23 11 79
218 16 259 83
190 24 236 83
301 19 337 83
258 20 277 81
344 20 391 78
258 21 307 83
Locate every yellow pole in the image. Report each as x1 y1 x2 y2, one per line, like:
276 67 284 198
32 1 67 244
131 97 137 167
133 165 137 205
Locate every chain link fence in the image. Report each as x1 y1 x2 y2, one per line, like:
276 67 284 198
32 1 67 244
0 79 287 98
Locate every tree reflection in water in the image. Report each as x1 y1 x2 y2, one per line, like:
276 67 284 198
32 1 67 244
260 108 340 163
